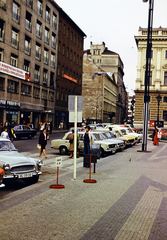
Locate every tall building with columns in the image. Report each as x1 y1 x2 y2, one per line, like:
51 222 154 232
134 27 167 128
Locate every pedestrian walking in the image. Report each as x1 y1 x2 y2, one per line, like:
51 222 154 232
83 125 93 167
38 129 49 158
59 120 63 130
153 125 159 145
1 127 9 139
8 125 16 142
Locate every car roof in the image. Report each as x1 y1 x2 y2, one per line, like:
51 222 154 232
0 137 10 142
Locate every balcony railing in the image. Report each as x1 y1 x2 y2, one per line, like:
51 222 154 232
12 12 20 24
0 0 6 10
25 46 31 56
36 51 41 61
11 38 19 50
34 74 40 83
36 30 42 39
0 30 4 42
37 6 43 17
27 0 33 8
44 56 48 65
25 20 32 32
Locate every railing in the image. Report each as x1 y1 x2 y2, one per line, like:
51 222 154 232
0 0 6 10
11 38 19 50
12 12 20 24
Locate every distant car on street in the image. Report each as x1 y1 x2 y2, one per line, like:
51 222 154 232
0 137 42 185
13 124 37 139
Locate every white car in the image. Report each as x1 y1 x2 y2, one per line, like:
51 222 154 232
0 137 42 185
51 131 119 157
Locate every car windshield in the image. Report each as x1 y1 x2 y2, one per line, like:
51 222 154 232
120 129 127 135
101 133 109 140
0 141 16 151
115 130 122 137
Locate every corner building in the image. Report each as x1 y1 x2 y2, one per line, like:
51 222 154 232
134 27 167 128
0 0 59 128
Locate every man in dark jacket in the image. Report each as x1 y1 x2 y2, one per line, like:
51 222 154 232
38 129 49 158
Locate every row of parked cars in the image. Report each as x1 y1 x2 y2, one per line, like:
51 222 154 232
51 124 143 157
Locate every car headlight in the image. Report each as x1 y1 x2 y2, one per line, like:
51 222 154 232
3 163 10 174
37 160 43 171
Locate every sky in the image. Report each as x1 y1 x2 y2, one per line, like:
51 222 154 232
54 0 167 95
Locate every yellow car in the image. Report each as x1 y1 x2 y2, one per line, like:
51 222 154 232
112 128 137 146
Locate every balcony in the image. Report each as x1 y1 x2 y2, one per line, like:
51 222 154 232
44 56 48 65
35 51 41 61
25 46 31 56
25 20 32 32
37 6 43 17
36 30 42 39
0 0 6 11
11 38 19 50
27 0 33 8
0 30 4 42
12 12 20 24
34 74 40 83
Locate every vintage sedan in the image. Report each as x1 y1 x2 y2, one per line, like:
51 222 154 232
112 128 137 146
0 137 42 184
13 124 37 139
51 131 119 157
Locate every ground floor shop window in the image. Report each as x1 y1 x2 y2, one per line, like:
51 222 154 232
163 111 167 121
7 79 19 93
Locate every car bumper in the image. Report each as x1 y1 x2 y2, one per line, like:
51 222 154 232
3 171 42 179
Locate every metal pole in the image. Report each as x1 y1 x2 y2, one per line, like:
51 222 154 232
73 96 77 180
157 101 159 127
142 0 154 152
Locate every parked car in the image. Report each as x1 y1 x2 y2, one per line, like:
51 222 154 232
51 131 119 157
101 131 126 150
0 137 42 184
112 128 137 146
69 127 85 132
13 124 37 139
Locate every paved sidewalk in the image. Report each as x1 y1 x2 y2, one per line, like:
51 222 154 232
0 141 167 239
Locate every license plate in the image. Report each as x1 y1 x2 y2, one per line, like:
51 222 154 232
18 172 33 178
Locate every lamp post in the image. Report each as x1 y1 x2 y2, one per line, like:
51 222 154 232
156 94 162 127
73 83 87 94
141 0 154 152
96 93 107 123
131 98 135 127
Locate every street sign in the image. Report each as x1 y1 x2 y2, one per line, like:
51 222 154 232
55 157 62 167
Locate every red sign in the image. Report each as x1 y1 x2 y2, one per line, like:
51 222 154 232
63 74 77 83
0 61 26 80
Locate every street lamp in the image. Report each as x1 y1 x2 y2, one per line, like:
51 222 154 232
96 93 107 123
73 83 87 94
156 94 162 127
141 0 154 152
131 98 135 127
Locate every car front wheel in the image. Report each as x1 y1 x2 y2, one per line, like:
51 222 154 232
59 146 68 155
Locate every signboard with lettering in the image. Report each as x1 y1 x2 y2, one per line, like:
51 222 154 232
63 74 77 83
0 61 30 81
55 157 62 167
0 100 20 108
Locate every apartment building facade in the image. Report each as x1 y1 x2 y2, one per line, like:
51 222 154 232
56 8 86 129
134 27 167 128
0 0 59 128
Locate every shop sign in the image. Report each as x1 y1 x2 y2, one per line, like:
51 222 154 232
63 74 77 83
0 61 30 81
6 111 18 115
7 100 20 108
0 99 6 106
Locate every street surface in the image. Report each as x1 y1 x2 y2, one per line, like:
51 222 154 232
1 137 167 239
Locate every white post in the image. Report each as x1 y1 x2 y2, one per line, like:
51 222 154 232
73 96 77 180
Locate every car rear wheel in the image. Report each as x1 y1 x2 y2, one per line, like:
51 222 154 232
100 147 105 157
59 146 68 155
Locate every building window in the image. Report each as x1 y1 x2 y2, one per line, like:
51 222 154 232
150 50 153 58
27 0 33 9
58 41 61 53
37 0 42 17
36 21 42 39
163 96 167 103
52 13 57 30
98 50 100 55
35 43 41 61
0 49 3 61
165 50 167 59
63 44 65 56
59 20 62 32
11 29 19 50
63 24 66 35
80 57 82 67
70 50 73 61
43 70 48 85
65 89 67 102
164 72 167 85
24 59 30 72
0 77 5 90
12 2 20 24
0 20 4 42
42 89 47 99
21 83 31 95
77 37 80 47
67 28 70 38
25 37 31 56
93 50 95 55
62 66 64 77
77 55 79 64
51 54 55 68
71 31 73 42
44 50 49 65
61 88 63 101
74 52 76 63
56 86 59 100
34 65 40 83
25 11 32 32
33 87 40 98
67 47 69 58
51 34 56 49
57 64 60 76
49 91 54 101
44 28 49 44
10 54 18 67
7 79 19 93
46 6 50 24
163 111 167 121
50 72 54 88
